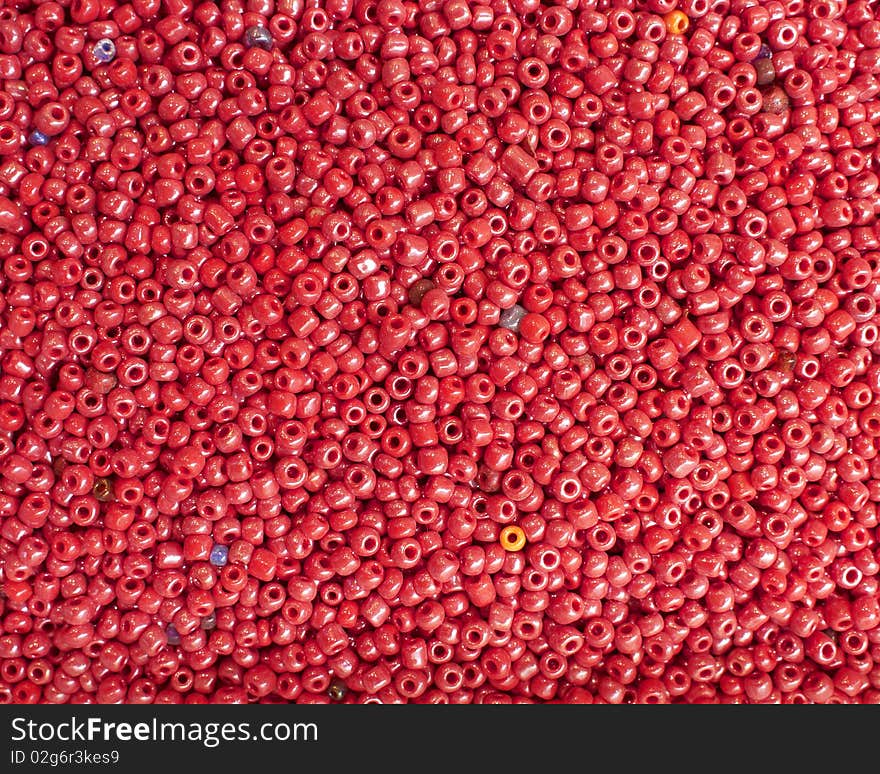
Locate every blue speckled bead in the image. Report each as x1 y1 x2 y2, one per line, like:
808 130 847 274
499 304 527 332
755 44 772 60
28 130 49 146
200 612 217 630
244 25 273 50
166 625 181 646
209 544 229 567
93 38 116 63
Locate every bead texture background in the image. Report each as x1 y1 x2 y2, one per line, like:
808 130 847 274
1 0 880 705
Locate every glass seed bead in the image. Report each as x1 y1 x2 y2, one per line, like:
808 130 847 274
93 38 116 63
245 26 273 50
664 10 689 35
93 478 114 502
755 58 776 86
500 525 527 552
209 544 229 566
499 304 527 332
328 678 348 701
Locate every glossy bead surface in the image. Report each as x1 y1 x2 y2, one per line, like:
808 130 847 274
0 0 879 709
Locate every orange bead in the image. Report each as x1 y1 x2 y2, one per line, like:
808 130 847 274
500 525 527 552
664 10 689 34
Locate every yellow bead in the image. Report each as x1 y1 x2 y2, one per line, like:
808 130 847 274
664 10 689 35
500 525 527 552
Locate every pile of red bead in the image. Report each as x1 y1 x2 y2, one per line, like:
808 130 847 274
1 0 880 705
